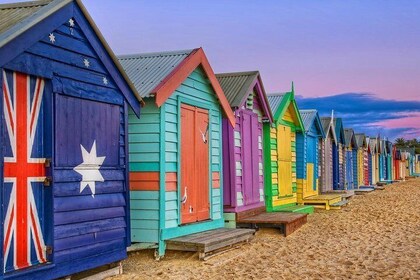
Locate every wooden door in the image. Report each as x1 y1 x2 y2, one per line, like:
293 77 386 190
306 137 316 192
346 151 353 189
241 112 260 205
325 137 333 191
181 104 209 224
277 125 292 197
2 71 51 272
306 163 315 195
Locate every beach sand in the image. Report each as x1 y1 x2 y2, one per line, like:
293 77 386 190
111 178 420 279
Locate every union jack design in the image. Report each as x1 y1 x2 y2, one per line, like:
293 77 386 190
3 71 47 271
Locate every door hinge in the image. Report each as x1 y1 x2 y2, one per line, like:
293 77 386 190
44 158 52 167
46 246 53 255
44 177 52 187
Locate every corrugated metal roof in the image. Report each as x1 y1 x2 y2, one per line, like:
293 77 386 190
0 0 51 34
118 49 195 98
299 109 317 132
321 117 332 135
215 71 258 107
344 128 355 148
267 93 285 116
355 133 366 147
369 137 377 152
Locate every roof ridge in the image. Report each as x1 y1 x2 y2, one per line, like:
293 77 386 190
267 92 286 96
215 70 259 77
118 49 196 60
0 0 52 9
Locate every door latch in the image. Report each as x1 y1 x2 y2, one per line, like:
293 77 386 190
44 177 52 187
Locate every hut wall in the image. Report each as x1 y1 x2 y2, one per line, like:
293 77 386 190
320 136 333 192
363 149 369 185
352 149 358 188
129 67 224 254
345 149 353 189
263 119 298 211
296 132 306 203
129 101 161 244
223 90 264 212
2 15 131 278
164 68 224 233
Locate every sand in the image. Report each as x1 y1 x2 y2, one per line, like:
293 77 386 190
111 178 420 280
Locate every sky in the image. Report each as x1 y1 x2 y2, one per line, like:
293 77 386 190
3 0 420 140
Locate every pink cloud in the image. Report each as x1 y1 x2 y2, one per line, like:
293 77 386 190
374 113 420 129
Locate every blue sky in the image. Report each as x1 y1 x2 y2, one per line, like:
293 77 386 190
1 0 419 140
295 93 420 140
80 0 420 140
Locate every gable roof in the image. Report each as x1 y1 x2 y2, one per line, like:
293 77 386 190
215 71 273 122
267 93 285 117
333 118 346 145
368 137 377 153
344 128 358 148
320 117 337 143
267 86 304 131
119 48 235 127
299 109 325 138
0 0 52 35
355 133 367 148
0 0 143 114
119 49 193 98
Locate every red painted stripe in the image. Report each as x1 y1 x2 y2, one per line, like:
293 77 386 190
30 206 46 263
165 172 177 191
15 73 29 268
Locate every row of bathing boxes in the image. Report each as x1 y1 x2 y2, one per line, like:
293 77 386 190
0 0 417 279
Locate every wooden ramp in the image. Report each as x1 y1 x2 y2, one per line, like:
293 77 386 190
302 194 343 210
330 199 350 209
166 228 255 260
276 205 314 214
236 210 307 237
355 187 374 194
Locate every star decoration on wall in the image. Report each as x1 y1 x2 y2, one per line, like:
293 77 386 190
49 33 55 44
73 140 106 198
103 77 108 85
69 18 75 27
83 58 90 68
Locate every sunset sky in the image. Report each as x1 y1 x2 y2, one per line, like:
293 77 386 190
5 0 420 140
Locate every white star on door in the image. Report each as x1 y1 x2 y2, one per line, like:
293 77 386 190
74 140 106 197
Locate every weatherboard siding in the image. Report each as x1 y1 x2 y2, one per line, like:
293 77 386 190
128 67 224 246
128 99 161 243
352 149 358 187
129 101 161 171
224 88 265 212
3 15 131 279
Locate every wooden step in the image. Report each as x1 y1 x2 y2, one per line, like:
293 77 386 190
302 194 342 210
236 206 266 220
359 185 374 189
276 205 314 214
330 199 350 209
355 188 374 194
341 192 354 199
237 212 308 237
166 228 255 260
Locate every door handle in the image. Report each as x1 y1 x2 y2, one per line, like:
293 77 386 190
181 186 187 204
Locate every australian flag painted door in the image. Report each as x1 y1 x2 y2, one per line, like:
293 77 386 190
2 71 52 272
